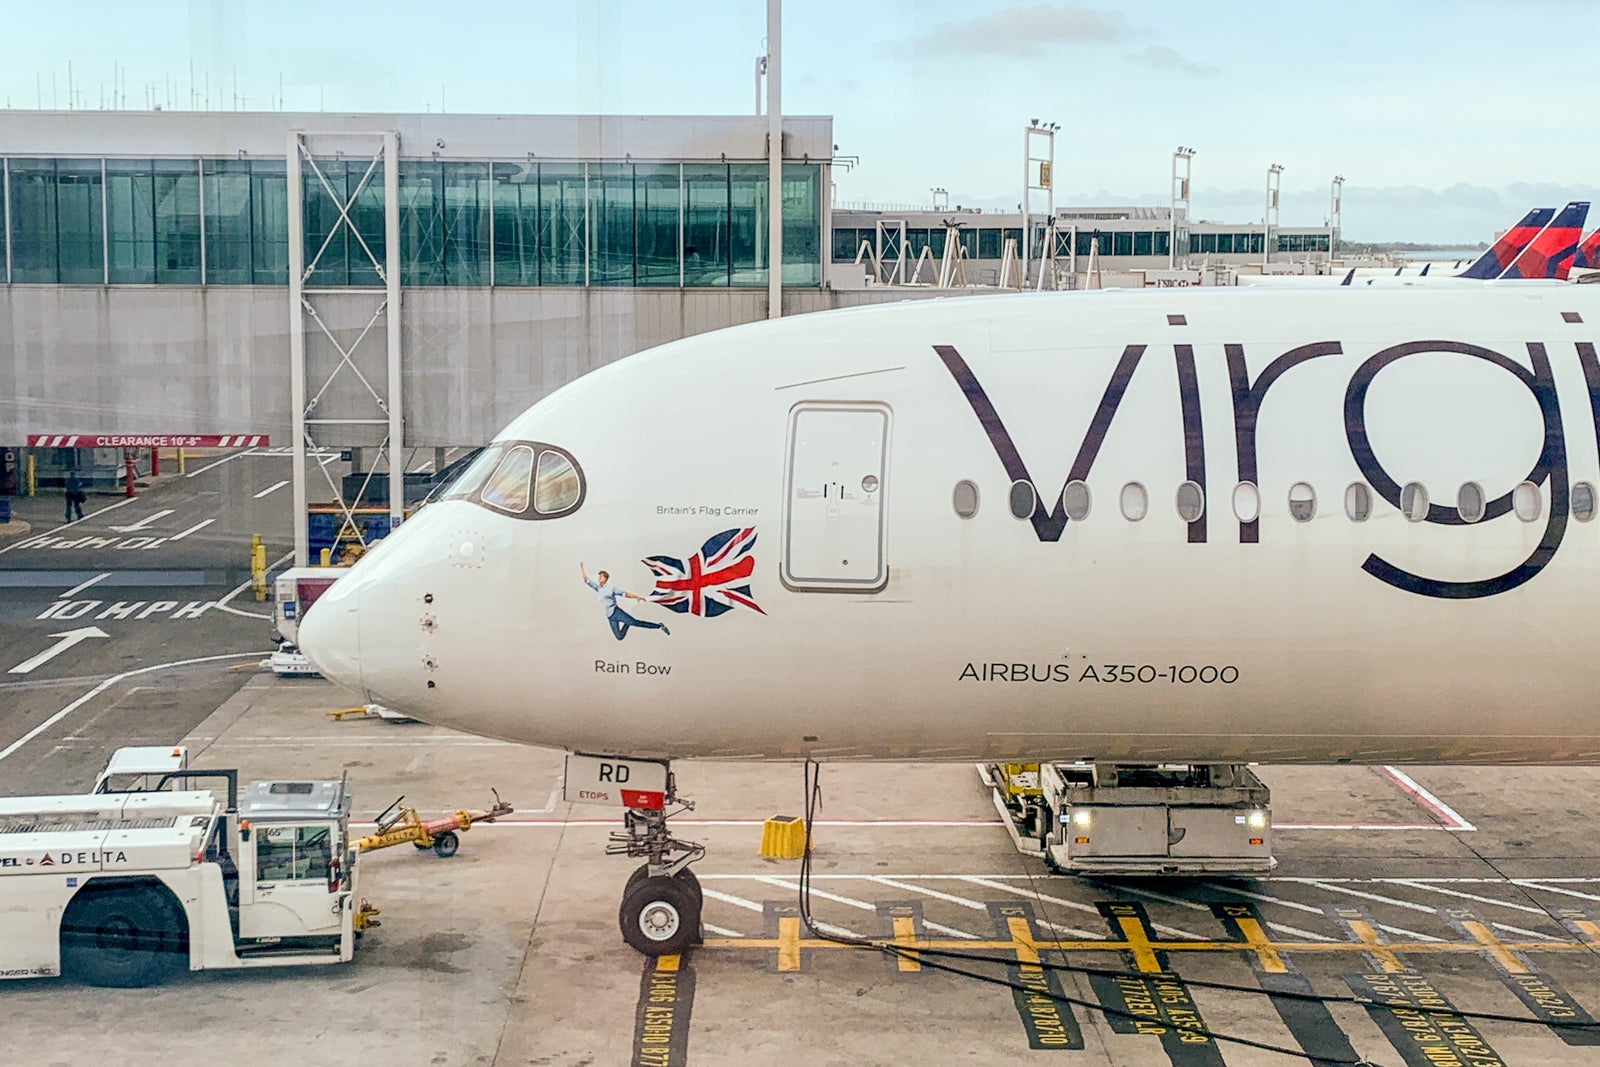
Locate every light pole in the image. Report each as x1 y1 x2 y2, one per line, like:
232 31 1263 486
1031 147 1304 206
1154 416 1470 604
1022 120 1057 288
1329 174 1344 261
931 187 948 211
1170 146 1195 269
1263 163 1284 270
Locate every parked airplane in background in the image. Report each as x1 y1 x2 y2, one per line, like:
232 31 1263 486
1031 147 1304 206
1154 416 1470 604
302 285 1600 952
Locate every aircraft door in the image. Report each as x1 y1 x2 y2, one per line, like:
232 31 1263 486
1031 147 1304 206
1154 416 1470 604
782 402 890 592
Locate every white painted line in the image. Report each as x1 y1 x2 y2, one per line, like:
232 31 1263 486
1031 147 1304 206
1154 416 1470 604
1514 880 1600 903
1209 884 1443 943
702 923 743 938
1388 879 1549 916
253 479 290 499
869 876 988 911
170 519 215 541
1301 879 1441 915
750 875 980 940
211 550 291 620
0 497 137 555
1380 766 1477 830
699 887 767 914
185 450 258 478
960 876 1198 939
0 650 268 764
61 572 111 598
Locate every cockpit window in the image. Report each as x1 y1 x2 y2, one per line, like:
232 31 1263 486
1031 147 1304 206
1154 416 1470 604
442 439 586 520
480 445 536 513
535 451 581 514
442 444 506 502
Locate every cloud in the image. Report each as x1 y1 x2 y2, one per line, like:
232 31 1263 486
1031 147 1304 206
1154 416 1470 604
915 4 1132 57
1126 45 1218 77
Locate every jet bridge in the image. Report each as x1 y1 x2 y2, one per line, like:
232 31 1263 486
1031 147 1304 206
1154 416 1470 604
986 762 1275 876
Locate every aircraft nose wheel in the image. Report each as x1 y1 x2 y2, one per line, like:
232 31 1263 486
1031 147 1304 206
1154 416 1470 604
620 874 701 956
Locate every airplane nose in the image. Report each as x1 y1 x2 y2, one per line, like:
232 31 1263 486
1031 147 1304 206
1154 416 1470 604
299 575 366 699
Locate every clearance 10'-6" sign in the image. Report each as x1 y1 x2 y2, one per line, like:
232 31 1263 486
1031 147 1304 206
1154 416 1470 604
27 434 270 448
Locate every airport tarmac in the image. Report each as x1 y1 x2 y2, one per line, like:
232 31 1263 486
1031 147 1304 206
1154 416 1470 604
5 455 1600 1066
4 673 1600 1066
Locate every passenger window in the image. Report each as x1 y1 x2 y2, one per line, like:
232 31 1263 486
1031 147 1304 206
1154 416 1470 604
1008 479 1037 520
1513 481 1542 522
1119 482 1148 522
1063 480 1091 521
1175 481 1204 522
1345 482 1372 522
534 450 582 514
1574 482 1597 522
1232 482 1260 522
1457 482 1485 524
441 444 504 501
1400 481 1429 523
1288 482 1316 523
480 445 535 513
952 480 979 518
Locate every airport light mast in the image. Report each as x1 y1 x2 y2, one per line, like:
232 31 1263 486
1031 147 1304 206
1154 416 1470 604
1021 120 1057 289
1264 163 1284 270
1330 174 1344 261
1170 146 1195 269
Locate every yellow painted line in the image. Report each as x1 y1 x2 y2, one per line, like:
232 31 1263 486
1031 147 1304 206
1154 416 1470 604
1457 920 1527 975
655 953 681 973
1116 915 1161 973
893 916 920 972
1235 916 1288 974
696 937 1600 956
1347 919 1406 973
777 916 802 972
1573 920 1600 948
1008 916 1040 968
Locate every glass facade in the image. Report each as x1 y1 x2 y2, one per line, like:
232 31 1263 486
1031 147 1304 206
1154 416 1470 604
1 156 824 288
831 225 1179 262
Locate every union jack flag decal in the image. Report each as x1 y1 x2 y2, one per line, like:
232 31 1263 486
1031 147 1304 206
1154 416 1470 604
643 527 766 618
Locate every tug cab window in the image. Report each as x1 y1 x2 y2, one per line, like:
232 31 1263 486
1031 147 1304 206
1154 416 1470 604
442 440 586 520
255 825 333 884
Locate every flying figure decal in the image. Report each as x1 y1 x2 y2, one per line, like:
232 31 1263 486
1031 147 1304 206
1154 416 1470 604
644 527 766 618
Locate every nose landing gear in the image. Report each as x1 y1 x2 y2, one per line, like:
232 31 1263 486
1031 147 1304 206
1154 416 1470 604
608 772 705 956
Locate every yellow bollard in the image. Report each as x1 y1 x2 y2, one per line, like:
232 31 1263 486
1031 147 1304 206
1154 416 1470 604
319 547 332 567
759 815 809 860
25 454 35 497
176 448 186 475
251 534 268 601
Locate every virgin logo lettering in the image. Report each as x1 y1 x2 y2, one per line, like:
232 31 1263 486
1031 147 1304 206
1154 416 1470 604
937 338 1594 601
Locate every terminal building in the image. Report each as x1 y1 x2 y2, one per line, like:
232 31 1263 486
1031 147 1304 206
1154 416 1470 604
0 109 1338 520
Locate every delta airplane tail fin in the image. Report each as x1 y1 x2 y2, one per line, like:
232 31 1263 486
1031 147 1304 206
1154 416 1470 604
1499 201 1590 280
1456 207 1553 278
1573 228 1600 272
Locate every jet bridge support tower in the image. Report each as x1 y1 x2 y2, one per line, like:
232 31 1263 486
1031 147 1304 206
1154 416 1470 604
287 130 404 568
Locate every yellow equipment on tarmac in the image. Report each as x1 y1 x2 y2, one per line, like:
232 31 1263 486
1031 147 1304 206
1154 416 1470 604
356 791 513 858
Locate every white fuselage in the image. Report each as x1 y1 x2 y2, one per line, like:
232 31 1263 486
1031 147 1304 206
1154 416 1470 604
302 286 1600 765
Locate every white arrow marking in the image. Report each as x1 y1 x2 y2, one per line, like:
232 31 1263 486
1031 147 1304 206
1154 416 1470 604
108 509 174 533
8 627 111 675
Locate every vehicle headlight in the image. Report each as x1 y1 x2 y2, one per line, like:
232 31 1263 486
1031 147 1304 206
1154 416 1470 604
1247 811 1267 830
1071 809 1093 828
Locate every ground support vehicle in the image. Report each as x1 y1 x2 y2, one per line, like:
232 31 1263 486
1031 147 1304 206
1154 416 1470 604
270 567 349 676
0 771 375 987
355 792 514 858
990 762 1276 876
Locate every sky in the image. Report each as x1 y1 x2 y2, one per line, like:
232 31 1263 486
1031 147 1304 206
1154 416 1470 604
2 0 1596 243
